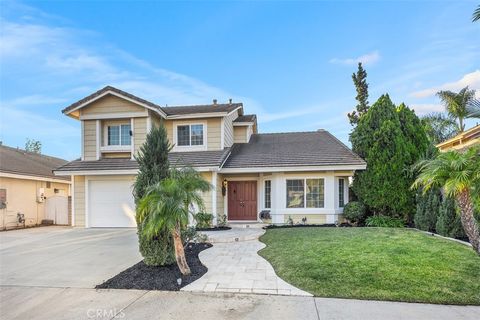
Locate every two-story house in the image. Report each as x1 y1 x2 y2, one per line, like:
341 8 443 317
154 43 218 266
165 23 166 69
54 86 366 228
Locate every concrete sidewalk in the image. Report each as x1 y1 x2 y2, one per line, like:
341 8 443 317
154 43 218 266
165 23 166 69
1 286 479 320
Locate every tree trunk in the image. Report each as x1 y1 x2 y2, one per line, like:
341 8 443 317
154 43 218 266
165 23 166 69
456 190 480 255
172 222 191 275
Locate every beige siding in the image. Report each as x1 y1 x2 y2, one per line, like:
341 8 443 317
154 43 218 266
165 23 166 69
150 112 163 129
216 173 224 220
234 126 248 143
103 152 130 158
133 117 147 155
73 176 85 227
165 118 223 151
83 120 97 160
200 172 212 213
285 214 326 224
80 94 146 116
223 110 237 147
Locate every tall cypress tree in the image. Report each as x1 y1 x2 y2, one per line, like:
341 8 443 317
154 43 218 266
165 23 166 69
348 62 369 126
133 125 175 266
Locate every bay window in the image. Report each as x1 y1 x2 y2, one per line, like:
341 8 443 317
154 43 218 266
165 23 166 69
286 178 324 208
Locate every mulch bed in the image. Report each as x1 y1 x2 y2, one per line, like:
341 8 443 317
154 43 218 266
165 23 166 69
264 223 352 229
195 226 231 231
95 243 212 291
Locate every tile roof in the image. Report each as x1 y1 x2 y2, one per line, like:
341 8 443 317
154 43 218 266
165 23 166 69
0 145 70 181
233 114 256 123
54 149 231 173
163 103 242 116
222 130 366 168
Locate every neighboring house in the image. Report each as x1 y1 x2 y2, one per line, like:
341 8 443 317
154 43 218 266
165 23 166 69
436 124 480 152
0 145 71 229
54 86 366 227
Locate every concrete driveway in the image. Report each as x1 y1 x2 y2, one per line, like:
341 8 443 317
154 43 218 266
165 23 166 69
0 226 141 288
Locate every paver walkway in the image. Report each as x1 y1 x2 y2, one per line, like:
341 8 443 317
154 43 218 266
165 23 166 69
182 227 311 296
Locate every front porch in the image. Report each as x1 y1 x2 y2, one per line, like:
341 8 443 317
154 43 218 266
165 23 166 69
203 170 353 226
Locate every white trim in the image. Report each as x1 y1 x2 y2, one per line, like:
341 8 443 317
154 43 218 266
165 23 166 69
65 90 166 118
146 116 152 133
95 120 100 160
100 145 130 152
172 121 208 152
220 118 225 149
165 106 242 120
80 111 148 120
0 172 71 184
220 164 366 173
81 121 85 161
54 166 218 176
71 175 75 226
211 171 217 225
130 118 135 160
232 122 254 126
246 125 249 142
103 121 132 149
85 176 89 228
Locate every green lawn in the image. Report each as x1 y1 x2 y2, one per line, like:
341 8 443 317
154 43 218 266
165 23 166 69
258 227 480 305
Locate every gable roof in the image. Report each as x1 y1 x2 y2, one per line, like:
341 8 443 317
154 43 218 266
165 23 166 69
222 130 366 169
233 114 256 123
0 145 70 181
62 86 166 117
62 86 243 119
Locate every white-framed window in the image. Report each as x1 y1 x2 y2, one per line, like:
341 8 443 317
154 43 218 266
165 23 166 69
264 180 271 209
339 178 345 207
286 178 324 208
107 124 131 146
176 124 204 147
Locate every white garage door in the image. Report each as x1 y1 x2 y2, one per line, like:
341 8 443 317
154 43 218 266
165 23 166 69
88 179 136 228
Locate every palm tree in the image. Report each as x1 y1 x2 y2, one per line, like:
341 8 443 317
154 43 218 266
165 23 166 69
137 168 211 275
436 87 477 132
412 147 480 255
473 5 480 22
421 112 458 144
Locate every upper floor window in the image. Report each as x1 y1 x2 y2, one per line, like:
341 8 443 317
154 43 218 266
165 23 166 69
264 180 271 209
286 178 324 208
108 124 131 146
177 124 204 146
338 178 345 208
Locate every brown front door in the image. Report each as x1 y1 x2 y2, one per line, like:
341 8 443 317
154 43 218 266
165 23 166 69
228 181 257 220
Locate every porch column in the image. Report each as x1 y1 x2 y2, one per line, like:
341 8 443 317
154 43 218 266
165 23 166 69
324 175 336 223
211 171 217 225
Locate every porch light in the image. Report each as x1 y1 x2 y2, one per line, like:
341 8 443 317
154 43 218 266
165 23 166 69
222 179 227 197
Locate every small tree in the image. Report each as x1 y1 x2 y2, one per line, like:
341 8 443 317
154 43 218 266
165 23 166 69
25 138 41 153
413 146 480 255
137 167 211 275
414 188 440 232
133 125 175 266
348 62 369 126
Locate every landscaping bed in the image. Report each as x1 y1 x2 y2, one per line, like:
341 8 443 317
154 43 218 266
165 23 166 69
258 227 480 305
96 243 212 291
264 223 351 229
195 226 231 231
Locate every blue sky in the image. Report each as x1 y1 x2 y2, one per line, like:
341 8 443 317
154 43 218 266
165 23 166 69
0 0 479 160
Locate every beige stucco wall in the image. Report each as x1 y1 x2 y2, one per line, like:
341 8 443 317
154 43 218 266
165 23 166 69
0 177 70 229
285 214 327 224
83 120 97 161
80 94 146 116
233 126 248 143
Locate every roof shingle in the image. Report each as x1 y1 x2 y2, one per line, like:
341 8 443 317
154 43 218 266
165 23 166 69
222 130 366 168
0 145 70 180
233 114 256 123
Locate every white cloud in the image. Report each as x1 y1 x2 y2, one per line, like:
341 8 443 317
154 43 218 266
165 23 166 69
410 70 480 99
409 103 444 116
329 51 380 66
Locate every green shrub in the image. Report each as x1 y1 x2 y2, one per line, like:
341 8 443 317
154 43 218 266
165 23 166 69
195 212 213 229
217 214 227 227
436 196 466 239
343 201 366 224
414 188 440 232
365 215 404 228
138 225 175 266
182 226 208 245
